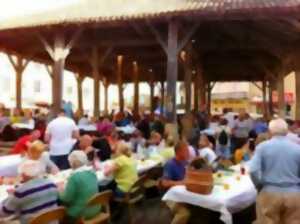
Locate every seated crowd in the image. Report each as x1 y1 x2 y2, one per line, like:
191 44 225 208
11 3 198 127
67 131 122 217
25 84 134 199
0 104 299 224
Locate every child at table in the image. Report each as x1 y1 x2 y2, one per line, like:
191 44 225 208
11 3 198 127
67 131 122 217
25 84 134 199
104 141 138 197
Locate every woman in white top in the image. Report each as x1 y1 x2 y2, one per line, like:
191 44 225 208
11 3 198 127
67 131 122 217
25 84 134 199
197 134 217 166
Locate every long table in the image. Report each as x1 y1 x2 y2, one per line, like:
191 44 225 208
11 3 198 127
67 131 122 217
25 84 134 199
0 158 161 204
162 166 257 224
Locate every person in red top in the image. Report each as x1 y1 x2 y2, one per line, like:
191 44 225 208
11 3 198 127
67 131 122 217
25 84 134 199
11 130 41 155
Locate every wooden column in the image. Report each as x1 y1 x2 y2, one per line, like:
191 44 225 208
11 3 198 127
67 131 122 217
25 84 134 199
150 79 155 112
295 71 300 120
181 46 192 113
76 75 84 114
133 61 139 114
90 47 100 118
39 30 81 114
103 78 109 116
165 20 179 122
277 73 285 118
262 79 269 117
160 81 165 114
268 81 274 117
117 55 124 112
194 63 204 112
8 55 29 110
207 82 212 115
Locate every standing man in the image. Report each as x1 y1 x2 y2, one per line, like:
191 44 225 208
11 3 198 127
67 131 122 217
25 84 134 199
45 109 79 170
250 119 300 224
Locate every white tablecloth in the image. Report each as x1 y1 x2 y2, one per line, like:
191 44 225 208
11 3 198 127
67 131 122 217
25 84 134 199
77 124 97 131
162 171 257 224
0 155 22 177
12 123 34 130
0 158 161 204
116 126 136 134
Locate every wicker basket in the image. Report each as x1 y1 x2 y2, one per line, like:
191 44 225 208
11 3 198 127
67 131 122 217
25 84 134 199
185 169 214 195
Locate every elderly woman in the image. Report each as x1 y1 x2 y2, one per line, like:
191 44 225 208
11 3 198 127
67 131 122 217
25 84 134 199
25 140 59 174
104 142 138 197
59 150 100 223
0 160 59 224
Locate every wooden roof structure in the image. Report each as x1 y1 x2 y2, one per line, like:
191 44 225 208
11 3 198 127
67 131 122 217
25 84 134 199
0 0 300 119
0 0 300 82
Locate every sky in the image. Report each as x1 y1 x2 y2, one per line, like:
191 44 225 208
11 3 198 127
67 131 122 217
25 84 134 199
0 0 80 20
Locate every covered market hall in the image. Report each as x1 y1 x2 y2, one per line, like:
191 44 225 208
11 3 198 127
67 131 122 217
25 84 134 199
0 0 300 224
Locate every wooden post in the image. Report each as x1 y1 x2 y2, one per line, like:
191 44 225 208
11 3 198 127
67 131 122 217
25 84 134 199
165 19 179 122
277 73 285 118
150 78 155 112
76 75 84 114
262 79 269 117
8 55 29 110
117 55 124 112
133 61 139 114
194 70 200 112
38 30 81 114
268 81 274 117
160 81 165 114
90 47 100 118
181 46 192 113
207 82 212 115
295 71 300 120
103 78 109 116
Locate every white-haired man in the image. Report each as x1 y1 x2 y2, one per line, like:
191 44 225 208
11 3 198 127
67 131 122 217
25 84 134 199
250 118 300 224
0 160 58 224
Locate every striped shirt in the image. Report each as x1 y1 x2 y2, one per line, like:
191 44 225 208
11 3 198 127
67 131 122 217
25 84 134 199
2 177 58 224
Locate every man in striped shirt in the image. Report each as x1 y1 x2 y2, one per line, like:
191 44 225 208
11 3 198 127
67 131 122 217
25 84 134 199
0 160 59 224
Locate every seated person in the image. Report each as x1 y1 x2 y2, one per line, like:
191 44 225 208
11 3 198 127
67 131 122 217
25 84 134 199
92 134 112 161
78 114 90 126
159 135 175 161
0 160 59 224
234 138 252 164
25 140 59 174
197 134 217 166
10 108 22 124
104 142 138 197
0 111 10 134
161 141 190 224
10 130 41 155
72 135 97 162
59 150 100 223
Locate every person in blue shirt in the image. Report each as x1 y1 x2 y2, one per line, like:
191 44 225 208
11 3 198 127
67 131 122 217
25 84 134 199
253 117 268 135
250 118 300 224
162 141 190 224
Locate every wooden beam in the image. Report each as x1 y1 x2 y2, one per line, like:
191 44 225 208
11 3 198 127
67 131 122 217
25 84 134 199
65 28 84 50
45 65 53 79
177 23 200 52
146 20 167 54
